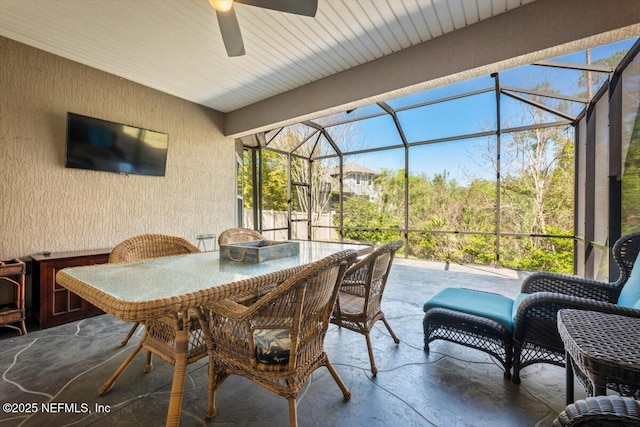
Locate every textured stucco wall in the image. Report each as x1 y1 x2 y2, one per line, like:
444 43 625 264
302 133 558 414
1 37 236 259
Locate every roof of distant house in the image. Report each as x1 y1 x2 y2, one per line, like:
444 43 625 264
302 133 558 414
328 163 378 177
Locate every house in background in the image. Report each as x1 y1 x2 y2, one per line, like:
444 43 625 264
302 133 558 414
327 163 380 203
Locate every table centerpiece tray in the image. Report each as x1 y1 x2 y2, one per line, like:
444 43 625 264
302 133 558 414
219 240 300 263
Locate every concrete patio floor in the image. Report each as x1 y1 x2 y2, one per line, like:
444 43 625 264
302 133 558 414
0 258 586 426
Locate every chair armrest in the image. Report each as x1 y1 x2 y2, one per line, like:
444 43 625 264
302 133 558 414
521 272 619 302
201 266 304 322
513 292 640 340
554 395 640 427
206 299 251 321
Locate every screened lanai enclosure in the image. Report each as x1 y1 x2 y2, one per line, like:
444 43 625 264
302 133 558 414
239 37 640 278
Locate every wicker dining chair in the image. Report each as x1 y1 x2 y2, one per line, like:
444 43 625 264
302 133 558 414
100 233 205 394
109 233 201 347
195 249 358 427
217 227 264 246
330 240 404 376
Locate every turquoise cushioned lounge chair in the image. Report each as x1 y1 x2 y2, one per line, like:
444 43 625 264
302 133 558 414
423 231 640 384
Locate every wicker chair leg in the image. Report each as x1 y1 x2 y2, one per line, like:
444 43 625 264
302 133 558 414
504 340 513 380
19 320 27 335
422 316 430 353
325 359 351 400
121 322 140 346
288 398 298 427
381 317 400 344
512 341 522 385
99 341 144 395
206 362 216 418
364 333 378 376
144 351 153 373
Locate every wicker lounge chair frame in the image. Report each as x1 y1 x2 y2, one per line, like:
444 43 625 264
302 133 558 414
195 249 357 427
423 231 640 383
330 240 404 376
553 395 640 427
512 231 640 384
423 303 514 379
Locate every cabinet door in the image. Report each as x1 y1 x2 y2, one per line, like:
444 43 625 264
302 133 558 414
38 254 108 328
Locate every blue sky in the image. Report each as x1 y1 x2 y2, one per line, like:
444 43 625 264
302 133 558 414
336 37 638 179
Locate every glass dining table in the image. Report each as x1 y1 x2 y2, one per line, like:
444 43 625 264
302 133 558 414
55 240 372 427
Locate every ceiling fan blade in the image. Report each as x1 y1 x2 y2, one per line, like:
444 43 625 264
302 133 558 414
216 8 245 57
235 0 318 17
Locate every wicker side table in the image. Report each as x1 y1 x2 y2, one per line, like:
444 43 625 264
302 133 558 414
0 258 27 335
557 309 640 404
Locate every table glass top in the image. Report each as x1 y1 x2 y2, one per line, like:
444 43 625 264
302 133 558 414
59 241 369 303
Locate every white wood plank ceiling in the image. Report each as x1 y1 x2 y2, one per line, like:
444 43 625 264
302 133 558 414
0 0 535 113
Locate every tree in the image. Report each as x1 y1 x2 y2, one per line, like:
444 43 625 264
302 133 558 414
577 49 626 97
496 95 574 271
243 149 288 211
245 123 358 240
341 195 399 243
622 102 640 235
620 55 640 235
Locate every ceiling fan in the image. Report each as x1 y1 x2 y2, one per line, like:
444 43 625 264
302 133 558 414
208 0 318 57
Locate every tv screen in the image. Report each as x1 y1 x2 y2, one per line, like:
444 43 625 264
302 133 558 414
65 113 169 176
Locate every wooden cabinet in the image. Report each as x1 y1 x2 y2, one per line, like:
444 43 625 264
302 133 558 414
0 259 27 335
32 249 111 329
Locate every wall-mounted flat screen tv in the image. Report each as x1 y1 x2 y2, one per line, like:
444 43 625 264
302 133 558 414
65 113 169 176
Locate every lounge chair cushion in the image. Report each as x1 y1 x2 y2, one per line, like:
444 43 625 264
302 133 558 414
423 288 515 332
618 253 640 307
511 292 530 323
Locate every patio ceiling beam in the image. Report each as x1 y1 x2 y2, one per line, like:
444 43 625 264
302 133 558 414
500 86 589 104
263 146 289 156
265 127 284 147
317 143 406 159
320 129 342 157
302 120 343 157
502 120 573 134
308 132 322 160
405 130 497 149
317 110 388 129
532 60 614 73
290 128 318 154
378 101 409 148
302 120 322 131
309 118 573 162
393 87 494 113
501 89 577 122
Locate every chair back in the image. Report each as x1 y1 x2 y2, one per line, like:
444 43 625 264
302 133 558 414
342 240 404 316
261 249 356 368
612 231 640 287
109 233 200 263
209 249 355 370
217 228 264 246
